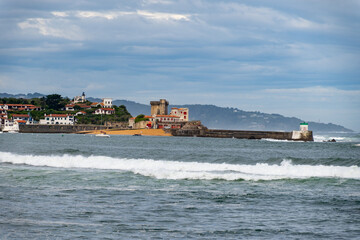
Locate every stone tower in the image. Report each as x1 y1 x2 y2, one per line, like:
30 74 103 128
150 99 169 116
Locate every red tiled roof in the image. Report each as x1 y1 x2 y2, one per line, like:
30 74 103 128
98 108 115 111
156 115 180 118
12 114 29 117
47 114 73 117
15 120 27 123
6 104 35 107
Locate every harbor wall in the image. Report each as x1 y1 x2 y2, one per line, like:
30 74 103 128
171 129 313 141
19 124 110 133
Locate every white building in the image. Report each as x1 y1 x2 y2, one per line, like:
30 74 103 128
39 114 74 125
73 92 86 103
169 107 189 122
102 98 112 108
94 108 115 115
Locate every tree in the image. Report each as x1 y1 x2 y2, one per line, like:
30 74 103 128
46 94 64 110
135 114 149 123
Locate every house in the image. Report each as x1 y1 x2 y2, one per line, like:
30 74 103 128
154 115 182 129
5 104 40 111
73 92 86 103
0 104 9 112
39 114 74 125
94 108 115 115
91 102 101 108
12 114 30 123
65 104 91 111
0 114 8 129
128 115 154 129
102 98 112 108
170 107 189 122
75 111 86 116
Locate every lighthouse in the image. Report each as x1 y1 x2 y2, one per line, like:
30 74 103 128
300 122 309 131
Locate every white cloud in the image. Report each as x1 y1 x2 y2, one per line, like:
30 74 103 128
51 10 191 22
264 86 360 96
216 3 326 31
18 18 83 40
51 11 68 17
137 10 190 21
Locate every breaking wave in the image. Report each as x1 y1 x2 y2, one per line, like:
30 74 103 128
0 152 359 181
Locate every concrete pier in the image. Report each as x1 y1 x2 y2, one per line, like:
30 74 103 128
171 128 313 141
19 124 109 133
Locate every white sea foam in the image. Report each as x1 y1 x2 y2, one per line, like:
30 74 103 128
0 152 359 181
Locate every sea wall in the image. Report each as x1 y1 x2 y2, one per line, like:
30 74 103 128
171 129 313 141
19 124 109 134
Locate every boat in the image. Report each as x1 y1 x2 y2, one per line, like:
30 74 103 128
133 133 142 136
2 121 19 133
95 131 110 138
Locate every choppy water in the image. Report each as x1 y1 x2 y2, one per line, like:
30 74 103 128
1 132 359 239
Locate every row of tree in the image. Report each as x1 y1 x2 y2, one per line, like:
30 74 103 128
1 94 132 124
0 94 70 111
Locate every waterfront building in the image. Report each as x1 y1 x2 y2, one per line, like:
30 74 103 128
128 115 154 129
102 98 113 108
94 108 115 115
3 104 40 111
12 114 30 123
65 104 91 111
73 92 86 104
39 114 74 125
150 99 169 116
170 107 189 122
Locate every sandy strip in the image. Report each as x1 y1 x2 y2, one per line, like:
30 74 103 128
84 129 172 136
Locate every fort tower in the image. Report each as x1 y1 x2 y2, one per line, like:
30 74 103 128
150 99 169 116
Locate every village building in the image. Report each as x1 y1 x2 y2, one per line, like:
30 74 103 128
11 114 30 124
65 103 91 111
90 98 113 108
154 115 182 129
129 99 190 129
4 104 40 111
0 114 8 129
129 115 154 129
0 104 9 112
94 108 115 115
73 92 86 104
169 107 189 122
75 111 86 116
150 99 169 115
39 114 74 125
102 98 113 108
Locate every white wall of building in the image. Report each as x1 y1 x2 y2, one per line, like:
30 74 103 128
39 114 74 125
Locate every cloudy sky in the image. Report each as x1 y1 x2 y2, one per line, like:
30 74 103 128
1 0 359 130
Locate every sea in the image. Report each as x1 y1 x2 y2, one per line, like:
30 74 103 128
0 132 359 239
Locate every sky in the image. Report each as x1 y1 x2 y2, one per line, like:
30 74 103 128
0 0 359 130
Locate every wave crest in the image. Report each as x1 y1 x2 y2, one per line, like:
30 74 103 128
0 152 359 181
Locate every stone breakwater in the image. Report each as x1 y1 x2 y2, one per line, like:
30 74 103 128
170 128 313 141
19 124 109 133
18 123 313 141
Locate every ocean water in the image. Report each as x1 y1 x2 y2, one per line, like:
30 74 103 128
0 132 359 239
